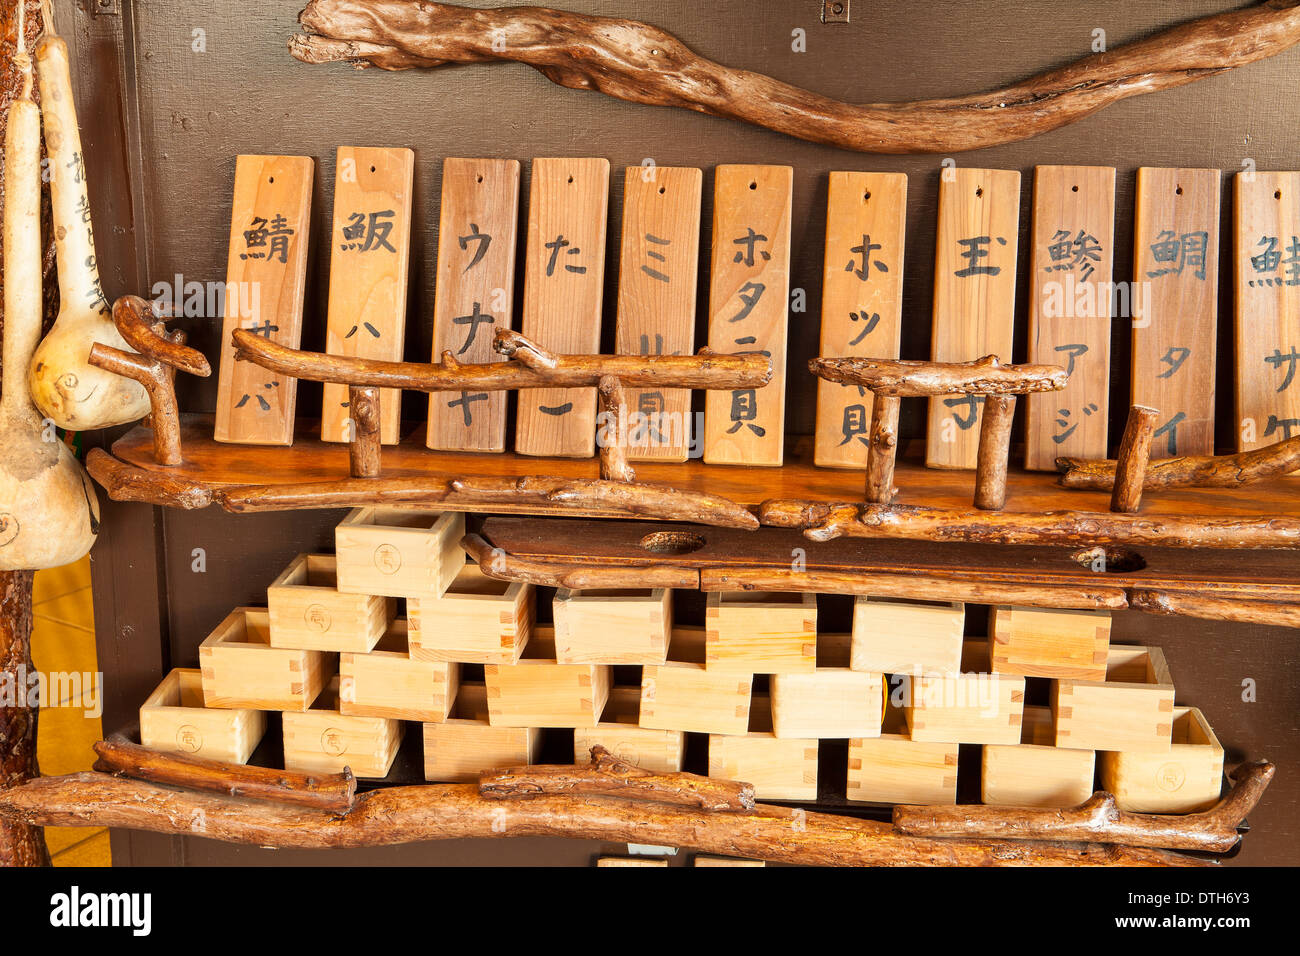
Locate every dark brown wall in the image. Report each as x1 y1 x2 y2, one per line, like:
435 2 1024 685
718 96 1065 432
72 0 1300 865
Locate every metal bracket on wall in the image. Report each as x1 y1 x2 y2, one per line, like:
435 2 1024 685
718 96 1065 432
821 0 850 24
91 0 122 16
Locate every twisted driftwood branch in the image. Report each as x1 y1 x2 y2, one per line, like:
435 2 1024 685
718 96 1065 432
86 296 212 466
699 567 1128 611
233 326 770 391
596 375 634 483
288 0 1300 154
480 746 755 812
1059 435 1300 491
810 355 1067 397
759 499 1300 549
85 448 213 510
0 771 1207 865
218 475 760 529
92 737 356 813
1129 590 1300 629
893 760 1274 853
462 532 698 588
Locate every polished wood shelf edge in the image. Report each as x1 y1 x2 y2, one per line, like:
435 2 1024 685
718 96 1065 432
102 414 1300 522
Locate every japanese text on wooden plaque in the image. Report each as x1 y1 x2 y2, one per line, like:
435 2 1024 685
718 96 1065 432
703 164 793 466
1024 165 1116 470
214 155 313 446
427 158 522 453
321 147 415 445
814 172 907 469
926 167 1021 469
614 165 703 462
1235 170 1300 464
515 157 610 458
1131 167 1220 458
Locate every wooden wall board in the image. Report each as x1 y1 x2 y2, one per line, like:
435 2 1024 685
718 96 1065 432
814 172 907 469
1234 170 1300 467
213 154 314 445
320 146 414 445
1024 165 1116 470
925 168 1021 469
1130 167 1221 458
703 164 793 466
613 165 703 462
515 157 611 458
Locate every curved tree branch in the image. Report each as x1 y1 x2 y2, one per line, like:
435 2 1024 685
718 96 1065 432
1058 435 1300 491
288 0 1300 154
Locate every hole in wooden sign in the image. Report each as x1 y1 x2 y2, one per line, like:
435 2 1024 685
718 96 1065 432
268 176 275 184
639 530 706 556
1276 189 1283 200
369 165 376 173
659 186 666 194
975 186 984 197
749 181 757 190
1072 185 1079 192
1073 546 1147 574
863 190 871 201
568 175 574 184
1176 185 1183 195
477 175 483 183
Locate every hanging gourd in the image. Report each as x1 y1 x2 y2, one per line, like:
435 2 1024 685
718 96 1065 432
0 1 99 571
26 14 148 430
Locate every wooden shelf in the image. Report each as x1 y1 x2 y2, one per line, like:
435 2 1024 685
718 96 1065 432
105 414 1300 523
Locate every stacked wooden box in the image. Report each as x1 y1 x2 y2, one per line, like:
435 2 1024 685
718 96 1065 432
140 509 1224 816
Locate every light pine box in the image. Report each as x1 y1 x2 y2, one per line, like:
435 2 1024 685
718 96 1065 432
981 705 1096 808
141 668 266 764
1053 645 1175 752
334 507 465 599
847 733 959 806
282 677 403 779
409 562 534 665
705 590 816 674
988 605 1111 680
770 633 883 739
200 607 332 712
904 641 1025 746
1099 706 1223 813
707 696 818 802
340 619 460 722
423 683 541 782
553 586 671 665
641 626 752 735
268 553 394 653
483 626 612 728
573 686 685 773
851 597 965 675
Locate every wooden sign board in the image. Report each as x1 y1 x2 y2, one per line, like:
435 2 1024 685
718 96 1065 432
703 164 793 466
1024 165 1116 471
926 168 1021 469
427 158 522 453
214 155 314 446
813 171 907 469
1131 167 1220 458
1234 170 1300 468
614 165 703 462
515 157 611 458
320 147 415 445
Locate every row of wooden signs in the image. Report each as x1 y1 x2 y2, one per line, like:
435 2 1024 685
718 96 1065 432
211 154 1300 469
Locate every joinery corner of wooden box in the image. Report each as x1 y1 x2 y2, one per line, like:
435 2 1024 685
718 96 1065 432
267 552 394 653
1098 705 1224 812
199 606 333 712
334 507 466 599
282 677 404 779
1052 644 1176 752
552 586 672 665
339 619 460 722
140 667 267 765
705 590 816 674
422 683 541 782
980 705 1096 809
846 734 959 806
988 604 1112 680
409 561 535 665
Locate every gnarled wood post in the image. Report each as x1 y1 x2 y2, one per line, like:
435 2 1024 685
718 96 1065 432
348 385 382 478
1110 404 1159 513
865 393 900 504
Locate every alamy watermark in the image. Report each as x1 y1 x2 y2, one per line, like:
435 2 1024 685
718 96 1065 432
0 666 102 719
